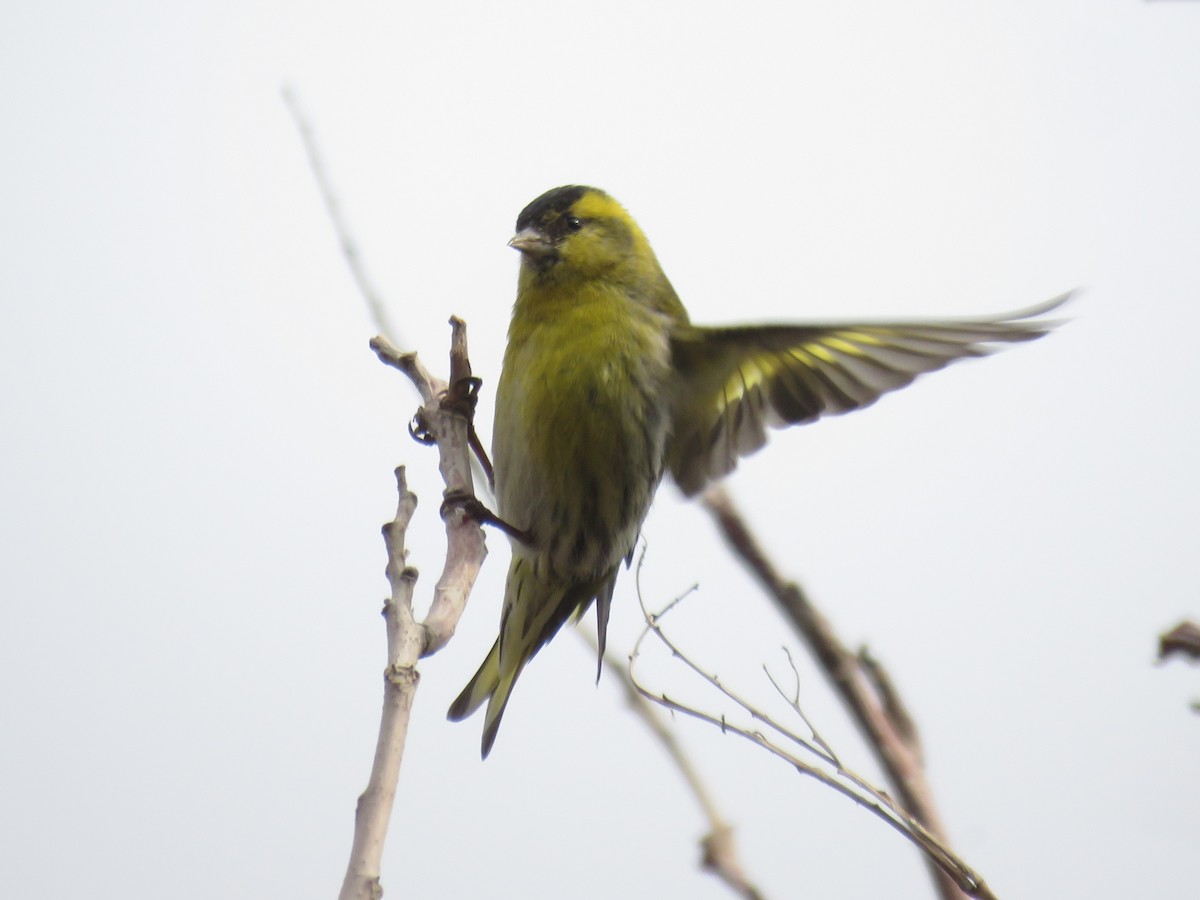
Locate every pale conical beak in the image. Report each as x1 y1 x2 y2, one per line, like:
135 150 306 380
508 227 555 259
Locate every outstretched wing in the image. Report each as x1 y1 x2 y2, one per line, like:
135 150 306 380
666 293 1070 496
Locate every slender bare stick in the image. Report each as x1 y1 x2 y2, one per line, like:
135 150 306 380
286 91 497 493
371 326 488 653
338 325 488 900
338 468 420 900
702 485 969 900
579 628 766 900
282 87 399 342
629 593 997 900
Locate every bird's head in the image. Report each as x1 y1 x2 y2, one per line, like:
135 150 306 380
509 185 657 285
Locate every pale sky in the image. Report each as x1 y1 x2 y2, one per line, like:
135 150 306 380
2 2 1198 898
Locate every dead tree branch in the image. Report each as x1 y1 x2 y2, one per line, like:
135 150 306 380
282 86 398 342
701 485 974 900
338 324 488 900
629 590 997 900
579 626 766 900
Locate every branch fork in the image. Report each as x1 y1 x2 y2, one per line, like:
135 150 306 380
338 321 489 900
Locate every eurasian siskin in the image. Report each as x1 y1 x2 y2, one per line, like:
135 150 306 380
448 185 1065 757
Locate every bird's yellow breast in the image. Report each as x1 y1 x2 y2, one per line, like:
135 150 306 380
492 280 672 577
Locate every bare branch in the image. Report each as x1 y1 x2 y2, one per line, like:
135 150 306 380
859 646 923 760
578 627 766 900
339 469 422 900
284 90 494 899
338 325 488 900
764 650 840 767
701 485 972 900
369 336 443 403
282 86 399 342
629 593 997 900
369 327 487 656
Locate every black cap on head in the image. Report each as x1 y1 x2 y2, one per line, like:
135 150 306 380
515 185 596 231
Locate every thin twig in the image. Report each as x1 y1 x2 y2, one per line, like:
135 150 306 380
578 628 766 900
282 86 399 342
763 650 840 767
338 470 422 900
629 593 997 900
701 485 970 900
338 325 488 900
284 90 493 900
369 328 487 657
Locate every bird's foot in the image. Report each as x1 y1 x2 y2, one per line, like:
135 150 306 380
407 376 482 445
443 375 482 420
441 489 533 545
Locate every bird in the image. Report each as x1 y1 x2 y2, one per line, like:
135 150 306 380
447 184 1066 757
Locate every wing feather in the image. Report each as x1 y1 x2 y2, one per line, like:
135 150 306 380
667 292 1070 495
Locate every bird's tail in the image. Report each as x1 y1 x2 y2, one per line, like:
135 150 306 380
447 557 614 757
446 635 523 759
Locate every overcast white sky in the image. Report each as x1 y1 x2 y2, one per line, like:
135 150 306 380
3 2 1198 898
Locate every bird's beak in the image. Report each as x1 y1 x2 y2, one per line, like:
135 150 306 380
508 227 555 259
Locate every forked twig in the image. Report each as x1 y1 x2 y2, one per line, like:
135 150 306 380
628 591 997 900
338 325 488 900
580 626 766 900
702 486 970 899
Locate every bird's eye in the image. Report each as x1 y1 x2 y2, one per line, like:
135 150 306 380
564 216 583 232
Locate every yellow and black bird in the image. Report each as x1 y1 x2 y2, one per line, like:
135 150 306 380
448 184 1065 757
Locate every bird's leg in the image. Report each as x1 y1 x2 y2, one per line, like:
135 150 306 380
440 489 533 545
414 370 520 538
